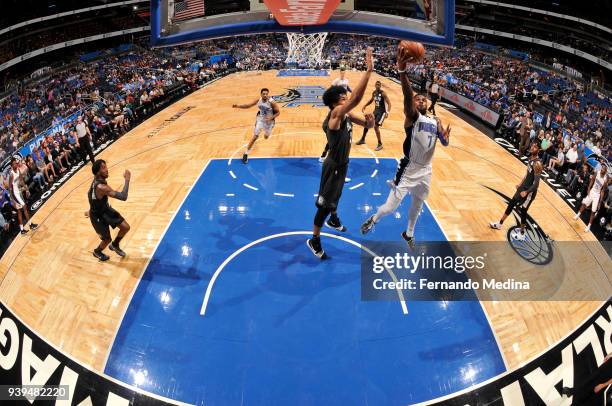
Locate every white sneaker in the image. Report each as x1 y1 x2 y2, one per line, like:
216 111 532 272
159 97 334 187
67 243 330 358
489 222 502 230
584 224 591 233
573 212 580 220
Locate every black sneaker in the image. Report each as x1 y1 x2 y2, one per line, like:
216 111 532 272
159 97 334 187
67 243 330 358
360 215 375 235
307 237 328 259
109 243 126 257
401 231 415 249
93 249 110 261
355 138 365 145
326 217 347 232
29 223 38 231
20 229 29 235
242 153 248 164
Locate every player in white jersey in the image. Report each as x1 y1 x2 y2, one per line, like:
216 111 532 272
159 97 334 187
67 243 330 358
8 157 38 235
330 68 352 92
360 48 450 245
573 164 609 232
320 69 352 162
233 88 280 164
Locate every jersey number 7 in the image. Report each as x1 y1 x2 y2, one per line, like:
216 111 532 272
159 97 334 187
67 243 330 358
427 134 434 148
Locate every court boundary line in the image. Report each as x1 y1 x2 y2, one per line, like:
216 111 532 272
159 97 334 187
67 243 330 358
0 304 194 405
409 300 610 406
1 73 604 402
226 154 383 195
199 230 409 316
426 200 510 370
101 160 212 372
392 157 510 371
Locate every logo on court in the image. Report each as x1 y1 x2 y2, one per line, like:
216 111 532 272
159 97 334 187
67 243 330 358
273 86 325 107
485 186 554 265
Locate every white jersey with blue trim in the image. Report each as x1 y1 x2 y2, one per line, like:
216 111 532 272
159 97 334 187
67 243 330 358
256 98 274 121
331 78 350 91
590 171 608 196
406 113 439 168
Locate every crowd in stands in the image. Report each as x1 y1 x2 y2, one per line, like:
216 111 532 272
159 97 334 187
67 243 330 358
0 44 231 251
325 34 612 234
1 33 611 250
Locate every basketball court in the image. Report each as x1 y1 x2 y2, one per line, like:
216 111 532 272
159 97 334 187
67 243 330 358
0 1 610 405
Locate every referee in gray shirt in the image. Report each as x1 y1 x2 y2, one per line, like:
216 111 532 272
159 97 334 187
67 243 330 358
76 116 95 164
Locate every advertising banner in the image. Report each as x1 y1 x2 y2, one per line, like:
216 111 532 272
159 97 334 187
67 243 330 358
0 301 184 405
437 86 501 127
263 0 341 26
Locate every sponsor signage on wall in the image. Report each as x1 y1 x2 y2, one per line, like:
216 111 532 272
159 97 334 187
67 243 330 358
263 0 341 26
436 86 501 127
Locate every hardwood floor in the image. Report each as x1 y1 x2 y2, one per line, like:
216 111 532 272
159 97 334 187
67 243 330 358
0 70 609 372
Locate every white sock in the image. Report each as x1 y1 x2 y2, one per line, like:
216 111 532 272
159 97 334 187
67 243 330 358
407 197 424 237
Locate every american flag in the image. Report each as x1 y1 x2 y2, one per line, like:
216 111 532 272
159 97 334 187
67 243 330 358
174 0 205 21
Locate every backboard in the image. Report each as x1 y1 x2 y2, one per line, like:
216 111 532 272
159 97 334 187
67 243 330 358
151 0 454 47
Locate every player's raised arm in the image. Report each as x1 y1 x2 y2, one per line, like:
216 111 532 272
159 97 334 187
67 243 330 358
333 48 373 118
435 117 450 146
397 50 418 122
97 170 131 201
232 99 259 109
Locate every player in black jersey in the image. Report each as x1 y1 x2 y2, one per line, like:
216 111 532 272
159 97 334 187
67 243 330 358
489 142 543 240
307 48 375 259
356 80 391 151
89 160 131 261
319 69 352 162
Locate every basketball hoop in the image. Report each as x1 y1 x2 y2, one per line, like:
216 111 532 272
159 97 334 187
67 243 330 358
286 32 328 68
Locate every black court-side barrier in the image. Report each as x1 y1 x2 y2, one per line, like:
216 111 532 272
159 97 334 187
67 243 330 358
0 298 610 405
415 299 612 406
0 301 186 405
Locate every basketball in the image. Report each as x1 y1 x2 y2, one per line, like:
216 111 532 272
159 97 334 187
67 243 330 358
399 40 425 62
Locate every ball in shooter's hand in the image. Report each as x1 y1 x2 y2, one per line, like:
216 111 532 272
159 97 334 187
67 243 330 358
398 41 425 62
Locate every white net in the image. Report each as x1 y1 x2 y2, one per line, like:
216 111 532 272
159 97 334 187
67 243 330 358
285 32 328 68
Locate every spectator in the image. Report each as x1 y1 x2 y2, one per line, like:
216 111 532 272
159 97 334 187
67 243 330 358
548 143 565 171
